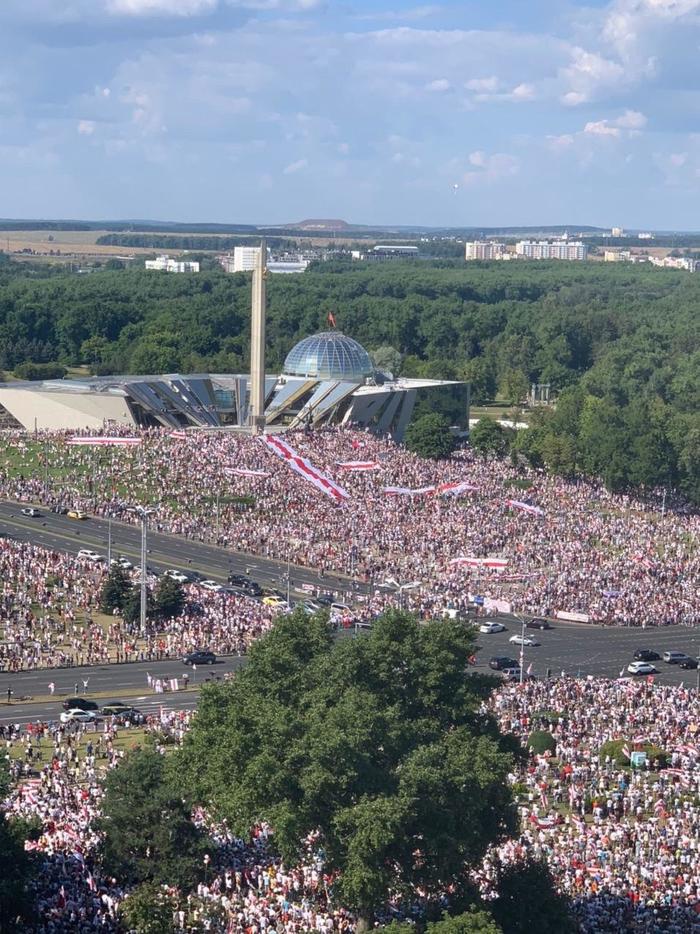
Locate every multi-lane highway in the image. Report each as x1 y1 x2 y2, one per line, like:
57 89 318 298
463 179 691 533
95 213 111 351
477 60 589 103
0 499 358 599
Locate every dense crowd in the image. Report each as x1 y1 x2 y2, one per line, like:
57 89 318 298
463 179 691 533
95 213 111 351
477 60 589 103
6 675 700 931
1 426 696 628
490 677 700 931
0 536 280 672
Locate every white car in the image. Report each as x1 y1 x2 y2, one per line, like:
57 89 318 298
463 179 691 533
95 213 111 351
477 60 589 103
77 549 103 563
199 579 224 593
60 709 100 724
479 621 506 634
20 507 41 517
509 633 538 647
111 556 133 570
627 661 657 675
164 569 189 583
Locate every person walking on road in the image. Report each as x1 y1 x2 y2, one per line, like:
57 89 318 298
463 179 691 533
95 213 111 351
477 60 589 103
6 687 12 704
48 682 55 695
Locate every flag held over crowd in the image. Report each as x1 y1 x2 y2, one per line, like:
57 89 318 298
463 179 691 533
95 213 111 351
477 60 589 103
66 436 141 446
261 435 349 502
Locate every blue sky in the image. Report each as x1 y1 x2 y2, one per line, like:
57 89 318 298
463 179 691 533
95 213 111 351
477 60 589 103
2 0 700 228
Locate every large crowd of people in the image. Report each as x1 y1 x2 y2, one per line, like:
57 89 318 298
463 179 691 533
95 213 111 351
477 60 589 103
5 675 700 931
0 426 697 629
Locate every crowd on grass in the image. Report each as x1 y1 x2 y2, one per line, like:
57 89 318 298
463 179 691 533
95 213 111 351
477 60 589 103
4 676 700 931
1 426 697 629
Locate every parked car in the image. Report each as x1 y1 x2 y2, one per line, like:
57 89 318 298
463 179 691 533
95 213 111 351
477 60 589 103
489 656 518 671
50 505 68 515
679 657 699 670
67 510 87 520
502 668 522 682
633 649 660 662
627 661 657 675
101 702 144 723
315 593 335 607
20 507 40 517
62 697 99 712
330 602 351 615
662 651 688 665
227 574 262 597
509 633 538 647
163 569 189 583
526 618 551 630
263 594 289 608
301 599 324 613
479 621 506 634
77 549 103 563
182 650 216 666
111 556 133 570
60 709 101 724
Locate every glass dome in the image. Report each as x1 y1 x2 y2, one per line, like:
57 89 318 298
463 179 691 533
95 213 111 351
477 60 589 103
283 332 374 381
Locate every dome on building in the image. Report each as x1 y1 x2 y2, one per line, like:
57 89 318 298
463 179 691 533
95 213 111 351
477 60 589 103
283 331 374 381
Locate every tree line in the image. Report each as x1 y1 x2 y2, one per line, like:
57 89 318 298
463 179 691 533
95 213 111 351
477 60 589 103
0 256 697 500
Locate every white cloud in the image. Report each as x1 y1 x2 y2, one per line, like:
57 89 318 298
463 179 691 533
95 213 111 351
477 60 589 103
425 78 450 92
77 120 96 135
615 108 647 128
560 47 625 105
465 76 500 93
547 133 575 151
463 150 519 184
510 82 535 100
583 120 621 137
107 0 216 14
282 157 308 174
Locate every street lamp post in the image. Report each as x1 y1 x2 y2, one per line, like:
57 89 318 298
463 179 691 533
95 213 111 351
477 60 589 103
127 505 155 635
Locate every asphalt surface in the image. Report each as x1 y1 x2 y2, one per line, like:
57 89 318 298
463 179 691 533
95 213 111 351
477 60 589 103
0 499 359 600
2 619 699 726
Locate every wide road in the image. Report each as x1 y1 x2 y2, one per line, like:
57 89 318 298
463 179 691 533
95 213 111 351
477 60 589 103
1 618 699 725
0 499 360 600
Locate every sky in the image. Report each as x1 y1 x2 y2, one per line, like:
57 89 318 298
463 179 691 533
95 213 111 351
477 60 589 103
2 0 700 228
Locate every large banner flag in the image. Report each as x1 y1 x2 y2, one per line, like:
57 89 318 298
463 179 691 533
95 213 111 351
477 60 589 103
67 436 141 447
449 556 509 570
383 485 436 496
335 461 381 471
225 467 271 478
504 498 545 516
437 481 479 496
262 435 349 502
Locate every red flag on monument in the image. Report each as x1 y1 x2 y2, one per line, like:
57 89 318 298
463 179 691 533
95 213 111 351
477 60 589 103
327 311 337 328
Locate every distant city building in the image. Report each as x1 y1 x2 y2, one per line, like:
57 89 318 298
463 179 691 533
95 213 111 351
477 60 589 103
638 232 655 240
611 227 625 238
351 244 420 262
515 240 588 261
145 255 200 273
222 247 310 275
648 255 698 272
604 249 633 263
464 241 510 261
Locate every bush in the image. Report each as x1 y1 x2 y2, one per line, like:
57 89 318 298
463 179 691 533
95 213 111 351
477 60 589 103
404 413 456 459
13 361 66 381
527 731 556 756
598 739 668 768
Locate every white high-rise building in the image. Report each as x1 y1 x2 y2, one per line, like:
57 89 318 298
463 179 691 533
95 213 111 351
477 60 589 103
231 246 265 272
464 241 509 261
515 240 588 261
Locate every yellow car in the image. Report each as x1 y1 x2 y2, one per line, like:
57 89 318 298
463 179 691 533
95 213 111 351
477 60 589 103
263 595 288 608
67 510 87 520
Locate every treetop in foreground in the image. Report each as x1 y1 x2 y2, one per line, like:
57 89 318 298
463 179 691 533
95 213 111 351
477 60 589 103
179 611 518 922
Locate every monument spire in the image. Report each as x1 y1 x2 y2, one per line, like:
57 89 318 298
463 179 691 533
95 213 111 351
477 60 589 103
249 238 267 432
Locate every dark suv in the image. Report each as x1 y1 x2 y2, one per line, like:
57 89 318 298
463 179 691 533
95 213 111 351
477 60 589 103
489 656 518 671
526 618 551 630
227 574 262 597
633 649 660 662
182 650 216 666
62 697 99 712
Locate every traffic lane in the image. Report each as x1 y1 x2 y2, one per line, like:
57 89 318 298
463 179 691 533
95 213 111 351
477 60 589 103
0 500 358 597
0 655 246 700
474 620 700 684
0 688 201 727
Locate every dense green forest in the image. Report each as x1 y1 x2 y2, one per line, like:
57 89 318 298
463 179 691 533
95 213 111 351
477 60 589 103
0 253 697 500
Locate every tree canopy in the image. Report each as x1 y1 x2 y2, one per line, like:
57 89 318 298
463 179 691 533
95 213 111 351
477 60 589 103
405 413 457 459
178 611 518 924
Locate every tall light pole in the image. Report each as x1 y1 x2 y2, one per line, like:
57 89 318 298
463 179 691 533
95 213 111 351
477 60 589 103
511 611 528 685
127 506 155 634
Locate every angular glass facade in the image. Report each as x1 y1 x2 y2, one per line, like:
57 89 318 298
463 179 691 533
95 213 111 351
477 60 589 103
283 332 374 381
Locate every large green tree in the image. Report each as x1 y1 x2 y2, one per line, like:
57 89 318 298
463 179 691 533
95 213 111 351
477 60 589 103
98 746 208 890
99 565 132 614
0 760 37 930
154 575 185 621
178 611 517 927
405 413 456 460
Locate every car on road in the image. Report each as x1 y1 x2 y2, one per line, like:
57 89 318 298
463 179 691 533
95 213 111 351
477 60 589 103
479 621 506 634
633 649 660 662
60 708 101 724
330 602 352 616
627 661 657 675
77 549 103 563
301 599 324 613
62 697 100 712
198 579 224 593
50 505 68 515
182 650 216 666
662 651 688 665
227 574 262 597
489 656 518 671
111 556 133 570
163 569 189 584
67 510 87 520
20 507 41 517
509 633 538 647
263 594 289 608
315 593 335 607
101 702 144 723
526 618 552 630
679 657 699 670
502 667 522 682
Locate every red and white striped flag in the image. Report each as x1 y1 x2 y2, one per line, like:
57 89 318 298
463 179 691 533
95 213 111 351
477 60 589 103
262 436 349 502
335 461 381 471
436 481 479 496
504 499 544 516
225 467 270 478
67 436 141 446
622 745 631 759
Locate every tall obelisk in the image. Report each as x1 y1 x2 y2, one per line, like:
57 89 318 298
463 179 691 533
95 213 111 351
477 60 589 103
249 239 267 432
